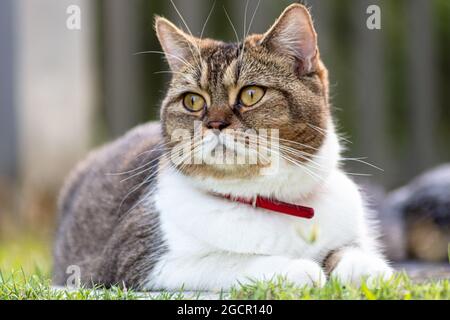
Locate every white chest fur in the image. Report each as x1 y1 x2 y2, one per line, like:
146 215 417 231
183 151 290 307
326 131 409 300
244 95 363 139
153 128 371 262
147 128 387 290
155 166 366 262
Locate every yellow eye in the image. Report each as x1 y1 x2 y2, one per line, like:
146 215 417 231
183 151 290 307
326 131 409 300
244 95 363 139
183 93 206 112
239 86 265 107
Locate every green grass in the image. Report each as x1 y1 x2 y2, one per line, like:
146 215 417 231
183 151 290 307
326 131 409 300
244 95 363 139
0 269 448 300
0 270 143 300
230 275 449 300
0 236 449 300
0 235 50 274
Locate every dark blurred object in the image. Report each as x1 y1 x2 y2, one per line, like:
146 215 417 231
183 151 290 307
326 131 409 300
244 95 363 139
381 164 450 262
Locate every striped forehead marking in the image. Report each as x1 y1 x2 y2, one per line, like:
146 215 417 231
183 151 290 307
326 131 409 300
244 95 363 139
202 43 240 89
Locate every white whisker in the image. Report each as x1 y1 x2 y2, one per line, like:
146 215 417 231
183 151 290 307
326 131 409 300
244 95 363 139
223 6 240 44
133 50 195 70
201 1 216 39
169 0 203 70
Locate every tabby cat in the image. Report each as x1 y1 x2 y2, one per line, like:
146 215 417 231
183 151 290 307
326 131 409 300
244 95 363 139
53 4 393 290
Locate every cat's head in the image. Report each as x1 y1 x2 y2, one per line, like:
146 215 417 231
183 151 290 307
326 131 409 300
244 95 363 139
155 3 331 180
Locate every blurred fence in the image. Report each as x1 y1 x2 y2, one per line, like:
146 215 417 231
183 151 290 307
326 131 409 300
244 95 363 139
0 0 449 229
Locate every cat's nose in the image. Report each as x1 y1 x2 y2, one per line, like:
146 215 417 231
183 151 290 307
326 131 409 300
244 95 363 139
206 120 230 131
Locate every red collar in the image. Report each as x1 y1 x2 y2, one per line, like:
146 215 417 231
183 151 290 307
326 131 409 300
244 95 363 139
217 194 314 219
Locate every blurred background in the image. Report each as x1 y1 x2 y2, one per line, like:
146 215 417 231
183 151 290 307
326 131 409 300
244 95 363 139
0 0 449 275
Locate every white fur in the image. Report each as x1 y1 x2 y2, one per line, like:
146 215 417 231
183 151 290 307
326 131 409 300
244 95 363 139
146 122 392 291
331 247 393 286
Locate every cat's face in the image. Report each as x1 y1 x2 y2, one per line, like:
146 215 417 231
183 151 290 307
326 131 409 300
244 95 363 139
156 4 330 179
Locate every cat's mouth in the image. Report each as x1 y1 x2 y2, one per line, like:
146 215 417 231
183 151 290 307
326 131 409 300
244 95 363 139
201 131 273 168
169 129 279 178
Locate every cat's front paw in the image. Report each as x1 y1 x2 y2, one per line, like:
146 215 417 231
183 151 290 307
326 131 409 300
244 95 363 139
282 259 327 288
241 257 326 288
331 249 393 286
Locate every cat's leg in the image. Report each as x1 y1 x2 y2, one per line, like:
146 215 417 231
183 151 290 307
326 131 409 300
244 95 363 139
326 247 393 286
147 253 326 291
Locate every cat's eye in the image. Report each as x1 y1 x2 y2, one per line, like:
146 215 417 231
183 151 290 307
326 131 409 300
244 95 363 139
183 93 206 112
239 86 265 107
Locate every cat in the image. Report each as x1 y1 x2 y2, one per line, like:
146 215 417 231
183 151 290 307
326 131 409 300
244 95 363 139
53 3 393 291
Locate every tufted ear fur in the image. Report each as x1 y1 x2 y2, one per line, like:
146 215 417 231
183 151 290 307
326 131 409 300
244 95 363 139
260 4 318 76
155 16 199 71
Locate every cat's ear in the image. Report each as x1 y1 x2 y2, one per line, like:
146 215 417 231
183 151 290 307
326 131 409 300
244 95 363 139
154 16 198 71
260 4 318 75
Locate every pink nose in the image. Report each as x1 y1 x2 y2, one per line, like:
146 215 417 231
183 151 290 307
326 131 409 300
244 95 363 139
206 120 230 131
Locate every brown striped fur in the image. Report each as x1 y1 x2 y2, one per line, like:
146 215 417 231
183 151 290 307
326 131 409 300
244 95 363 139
157 3 330 179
